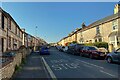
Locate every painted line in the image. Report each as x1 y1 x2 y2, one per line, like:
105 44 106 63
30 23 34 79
42 57 57 80
83 64 92 68
76 59 104 69
100 70 116 77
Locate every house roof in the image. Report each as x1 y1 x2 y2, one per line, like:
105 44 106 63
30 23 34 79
59 12 120 42
82 12 120 32
0 7 24 33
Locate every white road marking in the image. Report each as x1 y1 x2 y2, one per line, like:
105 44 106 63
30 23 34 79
83 64 92 68
59 64 68 69
42 57 57 80
23 67 41 70
76 59 104 69
52 65 62 70
100 70 116 77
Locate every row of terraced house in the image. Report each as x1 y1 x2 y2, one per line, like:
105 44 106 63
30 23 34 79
0 7 44 54
57 3 120 52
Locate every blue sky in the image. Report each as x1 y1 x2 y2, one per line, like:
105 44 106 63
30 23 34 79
2 2 117 43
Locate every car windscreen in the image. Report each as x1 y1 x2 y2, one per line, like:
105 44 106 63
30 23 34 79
76 45 83 50
116 48 120 52
89 47 98 50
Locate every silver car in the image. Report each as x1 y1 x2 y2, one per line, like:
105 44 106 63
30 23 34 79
106 48 120 63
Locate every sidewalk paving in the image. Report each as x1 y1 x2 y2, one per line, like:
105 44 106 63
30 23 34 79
12 52 50 80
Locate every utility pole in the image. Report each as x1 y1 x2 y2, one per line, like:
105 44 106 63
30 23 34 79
35 26 38 37
34 26 38 51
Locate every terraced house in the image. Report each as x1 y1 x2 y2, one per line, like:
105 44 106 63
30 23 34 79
0 8 42 54
58 3 120 51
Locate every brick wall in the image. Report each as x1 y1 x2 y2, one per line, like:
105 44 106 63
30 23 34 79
0 48 31 79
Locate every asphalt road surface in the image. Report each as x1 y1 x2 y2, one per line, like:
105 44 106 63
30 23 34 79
41 47 120 80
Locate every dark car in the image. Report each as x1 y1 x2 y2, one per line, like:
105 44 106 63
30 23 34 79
60 46 65 52
39 47 50 55
80 46 106 59
106 48 120 63
66 44 77 54
67 44 84 55
2 52 16 60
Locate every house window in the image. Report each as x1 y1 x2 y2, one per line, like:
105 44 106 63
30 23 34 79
89 40 92 43
13 38 14 49
95 39 97 42
96 26 100 35
1 38 4 52
15 26 17 34
13 39 17 49
118 37 120 42
8 36 11 48
79 38 84 43
2 15 4 29
112 20 118 30
8 19 11 30
98 38 102 42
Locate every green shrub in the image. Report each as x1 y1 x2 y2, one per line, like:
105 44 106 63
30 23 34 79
15 65 21 72
22 58 26 64
84 42 108 49
84 43 94 46
94 42 108 49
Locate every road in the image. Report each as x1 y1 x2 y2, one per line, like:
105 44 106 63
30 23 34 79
41 47 120 80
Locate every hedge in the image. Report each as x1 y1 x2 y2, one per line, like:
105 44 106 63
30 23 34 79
84 42 108 49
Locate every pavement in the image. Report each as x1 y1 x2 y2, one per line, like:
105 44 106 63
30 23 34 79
12 52 50 80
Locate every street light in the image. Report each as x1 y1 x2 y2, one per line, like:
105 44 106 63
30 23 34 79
35 26 38 37
34 26 38 51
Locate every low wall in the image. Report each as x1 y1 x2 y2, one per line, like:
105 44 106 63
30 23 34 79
0 61 14 80
0 48 31 80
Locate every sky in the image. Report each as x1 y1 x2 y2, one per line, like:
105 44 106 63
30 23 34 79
1 2 117 43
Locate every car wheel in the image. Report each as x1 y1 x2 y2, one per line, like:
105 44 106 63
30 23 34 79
107 57 112 63
80 53 83 57
90 54 93 59
72 52 74 55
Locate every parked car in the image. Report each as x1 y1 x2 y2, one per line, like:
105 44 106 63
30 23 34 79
98 47 108 55
56 46 61 50
80 46 106 59
62 46 68 52
67 44 84 55
0 58 10 64
58 46 63 52
56 45 64 52
2 52 16 60
105 48 120 63
39 47 50 55
2 52 16 57
66 44 77 54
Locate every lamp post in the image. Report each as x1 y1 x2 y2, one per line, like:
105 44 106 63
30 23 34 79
34 26 38 51
35 26 38 37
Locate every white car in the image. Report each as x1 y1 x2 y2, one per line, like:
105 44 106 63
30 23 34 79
62 46 68 52
98 47 108 55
